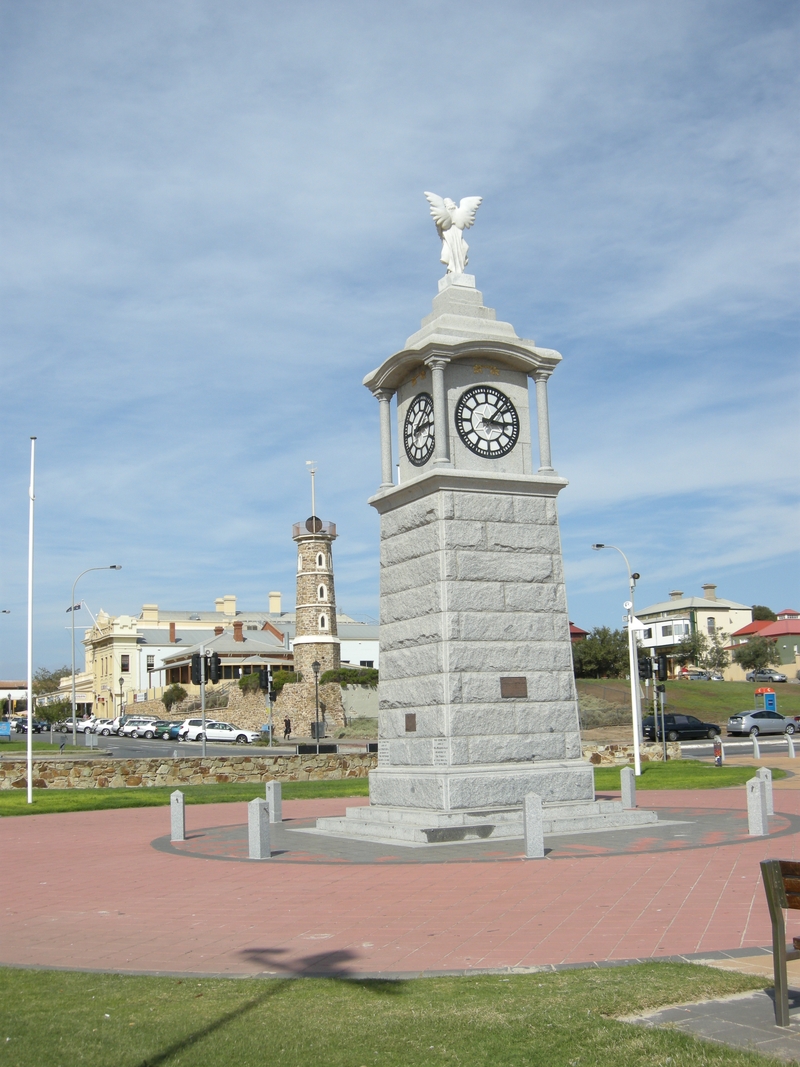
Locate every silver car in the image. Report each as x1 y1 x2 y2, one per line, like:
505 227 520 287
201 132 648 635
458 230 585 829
727 710 799 737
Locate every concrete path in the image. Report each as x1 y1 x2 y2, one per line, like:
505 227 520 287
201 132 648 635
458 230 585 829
3 788 800 980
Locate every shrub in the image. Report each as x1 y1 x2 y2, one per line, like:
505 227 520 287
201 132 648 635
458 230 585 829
238 672 261 692
320 667 379 688
272 670 299 694
162 684 187 714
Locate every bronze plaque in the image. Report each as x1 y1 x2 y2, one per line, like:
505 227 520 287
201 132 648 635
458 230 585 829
405 713 417 732
500 676 528 698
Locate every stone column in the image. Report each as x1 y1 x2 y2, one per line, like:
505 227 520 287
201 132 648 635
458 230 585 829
426 357 451 467
532 370 555 473
373 389 395 488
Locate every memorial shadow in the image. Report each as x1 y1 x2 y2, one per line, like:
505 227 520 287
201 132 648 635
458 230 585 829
131 948 403 1067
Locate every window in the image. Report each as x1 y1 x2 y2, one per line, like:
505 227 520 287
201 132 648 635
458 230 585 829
121 655 130 673
318 584 326 601
146 655 154 670
317 553 324 568
661 625 673 637
297 553 302 573
642 628 652 640
319 614 327 630
707 617 715 634
246 625 257 630
360 660 374 668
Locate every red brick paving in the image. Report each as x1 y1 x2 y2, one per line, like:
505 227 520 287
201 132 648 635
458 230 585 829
2 790 799 977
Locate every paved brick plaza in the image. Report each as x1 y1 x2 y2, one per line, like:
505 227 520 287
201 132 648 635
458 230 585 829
3 774 800 979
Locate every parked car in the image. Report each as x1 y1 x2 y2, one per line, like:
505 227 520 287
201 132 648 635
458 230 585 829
642 713 721 742
746 669 788 683
687 671 711 681
201 721 260 744
178 718 206 741
13 717 46 733
120 717 161 739
152 720 182 740
727 710 799 736
90 719 115 735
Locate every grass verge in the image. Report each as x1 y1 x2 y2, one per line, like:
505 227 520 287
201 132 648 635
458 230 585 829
0 777 370 817
0 963 770 1067
594 759 786 791
0 740 84 752
577 677 800 719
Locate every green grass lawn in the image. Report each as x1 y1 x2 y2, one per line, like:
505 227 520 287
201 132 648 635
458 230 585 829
0 963 771 1067
593 759 786 791
577 677 800 721
0 777 370 817
0 739 84 752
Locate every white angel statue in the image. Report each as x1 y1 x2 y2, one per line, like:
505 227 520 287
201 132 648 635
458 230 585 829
424 192 483 275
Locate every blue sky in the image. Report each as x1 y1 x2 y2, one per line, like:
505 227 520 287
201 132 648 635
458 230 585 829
1 0 797 676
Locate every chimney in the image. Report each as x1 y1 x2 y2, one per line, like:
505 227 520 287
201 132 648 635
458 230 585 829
269 591 282 614
669 590 684 601
233 621 244 642
702 583 717 601
141 604 159 622
215 598 225 613
169 622 176 643
214 625 223 636
223 594 237 616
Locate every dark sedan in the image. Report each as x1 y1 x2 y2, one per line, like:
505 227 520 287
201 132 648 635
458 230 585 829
642 713 721 742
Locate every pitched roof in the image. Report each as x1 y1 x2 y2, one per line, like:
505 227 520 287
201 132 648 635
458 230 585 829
731 620 774 638
758 620 800 638
638 594 750 616
569 622 589 638
777 609 800 619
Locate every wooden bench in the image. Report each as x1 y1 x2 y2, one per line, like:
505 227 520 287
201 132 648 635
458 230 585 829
760 859 800 1026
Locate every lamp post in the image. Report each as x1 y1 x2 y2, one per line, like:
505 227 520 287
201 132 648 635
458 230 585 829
70 566 121 746
312 660 321 754
118 677 125 726
591 543 643 776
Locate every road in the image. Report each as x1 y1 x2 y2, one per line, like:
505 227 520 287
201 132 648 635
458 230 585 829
41 733 294 759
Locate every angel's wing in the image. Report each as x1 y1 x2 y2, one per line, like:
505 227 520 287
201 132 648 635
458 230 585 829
424 191 453 231
451 196 482 230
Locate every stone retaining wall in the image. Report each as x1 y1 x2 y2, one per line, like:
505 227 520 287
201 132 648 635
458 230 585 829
582 742 681 764
0 752 375 790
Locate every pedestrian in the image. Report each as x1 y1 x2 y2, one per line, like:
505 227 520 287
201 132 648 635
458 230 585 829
283 717 291 740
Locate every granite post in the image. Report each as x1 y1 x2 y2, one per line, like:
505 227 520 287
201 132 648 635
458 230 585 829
787 735 796 759
752 734 760 760
747 777 769 837
756 767 774 816
170 790 185 842
620 766 636 809
523 792 544 859
248 798 271 859
266 780 282 823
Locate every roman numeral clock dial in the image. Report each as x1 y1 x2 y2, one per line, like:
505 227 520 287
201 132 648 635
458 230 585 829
455 385 520 457
403 392 435 466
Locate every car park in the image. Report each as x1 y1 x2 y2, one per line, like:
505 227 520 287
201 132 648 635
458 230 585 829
178 718 206 741
642 713 721 742
90 719 115 735
746 669 788 683
120 717 161 739
201 721 260 744
727 710 799 736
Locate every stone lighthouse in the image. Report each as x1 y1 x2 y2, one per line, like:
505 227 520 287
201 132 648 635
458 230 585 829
292 516 341 676
274 514 345 735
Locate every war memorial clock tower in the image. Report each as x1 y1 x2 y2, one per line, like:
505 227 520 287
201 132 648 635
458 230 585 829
318 195 654 844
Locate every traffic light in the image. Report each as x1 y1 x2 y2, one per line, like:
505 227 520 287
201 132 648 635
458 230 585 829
209 652 221 683
639 657 653 680
657 654 668 682
269 688 277 703
258 668 270 690
191 653 202 686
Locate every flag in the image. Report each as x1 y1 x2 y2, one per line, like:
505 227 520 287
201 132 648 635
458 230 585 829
66 603 81 613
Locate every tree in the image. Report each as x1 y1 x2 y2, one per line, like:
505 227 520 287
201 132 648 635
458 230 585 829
702 632 730 673
37 699 72 726
571 627 629 678
752 605 777 621
672 631 708 668
162 684 187 715
733 636 781 674
32 665 71 696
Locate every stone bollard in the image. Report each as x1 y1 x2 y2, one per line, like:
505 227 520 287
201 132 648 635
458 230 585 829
266 780 282 823
752 734 760 760
620 766 636 809
248 798 271 860
756 767 774 816
170 790 185 842
523 792 545 859
747 777 769 837
788 735 796 759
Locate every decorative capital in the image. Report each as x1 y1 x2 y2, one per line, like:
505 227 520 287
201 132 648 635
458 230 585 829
372 388 394 403
531 368 552 384
424 356 450 372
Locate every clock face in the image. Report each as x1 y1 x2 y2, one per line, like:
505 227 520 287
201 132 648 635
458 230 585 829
455 386 520 458
403 392 435 466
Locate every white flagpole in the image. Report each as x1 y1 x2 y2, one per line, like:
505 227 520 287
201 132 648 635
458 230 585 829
26 437 36 805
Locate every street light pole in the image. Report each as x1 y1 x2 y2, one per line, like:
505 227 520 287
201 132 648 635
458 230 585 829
312 660 321 754
70 565 121 747
591 543 642 776
118 677 124 723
